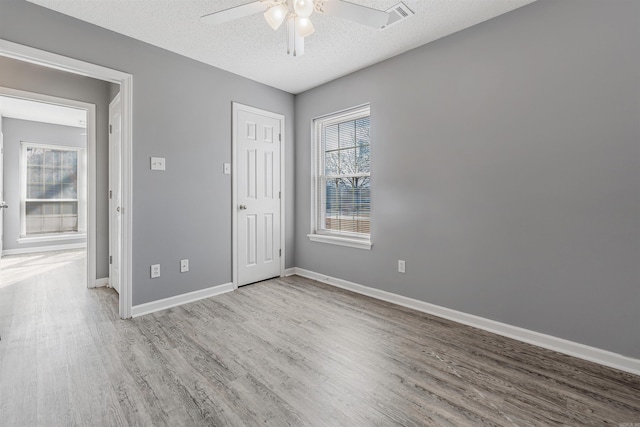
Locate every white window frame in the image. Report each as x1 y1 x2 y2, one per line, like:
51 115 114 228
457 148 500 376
19 141 87 241
308 104 372 250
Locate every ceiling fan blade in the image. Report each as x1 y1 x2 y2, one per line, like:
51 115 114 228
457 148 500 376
317 0 390 28
201 1 267 26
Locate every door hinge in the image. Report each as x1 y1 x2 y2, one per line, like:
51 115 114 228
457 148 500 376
109 124 112 134
109 190 112 199
279 133 281 142
109 255 112 264
279 249 282 257
279 191 281 199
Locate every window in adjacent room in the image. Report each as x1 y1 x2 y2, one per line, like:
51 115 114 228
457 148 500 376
309 104 372 250
20 142 86 238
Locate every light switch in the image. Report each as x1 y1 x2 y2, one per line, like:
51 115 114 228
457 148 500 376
223 163 231 175
398 260 406 274
151 157 166 171
151 264 160 278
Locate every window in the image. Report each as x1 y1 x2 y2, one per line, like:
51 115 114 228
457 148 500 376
309 104 372 249
20 142 86 238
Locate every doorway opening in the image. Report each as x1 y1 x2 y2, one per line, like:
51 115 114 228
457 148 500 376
0 39 133 318
0 89 94 292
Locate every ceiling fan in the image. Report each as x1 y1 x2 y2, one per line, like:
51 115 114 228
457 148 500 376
201 0 392 57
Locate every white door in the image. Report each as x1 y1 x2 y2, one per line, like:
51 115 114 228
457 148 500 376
0 126 5 258
108 94 122 293
235 104 282 287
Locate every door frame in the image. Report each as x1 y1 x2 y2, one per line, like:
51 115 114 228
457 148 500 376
231 102 285 289
0 39 134 319
108 93 122 294
0 87 95 283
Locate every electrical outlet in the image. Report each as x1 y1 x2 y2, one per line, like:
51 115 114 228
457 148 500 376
150 157 166 171
151 264 161 278
180 259 189 273
398 260 406 274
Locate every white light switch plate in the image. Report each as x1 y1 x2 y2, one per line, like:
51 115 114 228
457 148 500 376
223 163 231 175
180 259 189 273
398 260 406 274
151 264 161 278
151 157 166 171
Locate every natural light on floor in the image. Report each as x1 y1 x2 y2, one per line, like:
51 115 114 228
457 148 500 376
0 249 85 288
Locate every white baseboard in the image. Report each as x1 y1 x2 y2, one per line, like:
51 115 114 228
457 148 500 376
291 267 640 377
2 242 86 256
131 282 234 318
284 267 296 277
93 277 109 288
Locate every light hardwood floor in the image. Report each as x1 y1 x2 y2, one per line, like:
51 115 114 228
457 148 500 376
1 250 639 426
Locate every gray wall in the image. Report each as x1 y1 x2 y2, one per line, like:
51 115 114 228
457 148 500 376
0 0 295 305
109 83 120 103
2 118 87 251
295 0 640 358
0 57 112 279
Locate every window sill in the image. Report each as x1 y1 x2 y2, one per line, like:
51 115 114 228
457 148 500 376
307 233 372 250
18 233 87 244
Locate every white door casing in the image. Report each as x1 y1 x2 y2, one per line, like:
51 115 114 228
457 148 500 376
109 93 122 293
233 103 285 287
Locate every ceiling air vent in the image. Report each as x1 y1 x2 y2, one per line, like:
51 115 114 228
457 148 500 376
382 2 415 29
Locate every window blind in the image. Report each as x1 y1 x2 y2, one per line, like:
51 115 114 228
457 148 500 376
24 145 79 235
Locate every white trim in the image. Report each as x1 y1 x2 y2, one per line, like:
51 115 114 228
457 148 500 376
231 103 238 288
131 282 234 317
307 233 372 250
93 277 109 288
313 102 371 122
1 39 135 319
290 267 640 377
280 114 286 280
232 102 286 289
2 242 86 256
17 233 86 244
0 40 131 83
120 72 133 319
284 267 296 277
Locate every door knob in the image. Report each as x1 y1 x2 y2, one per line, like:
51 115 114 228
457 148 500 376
239 204 247 210
0 201 8 209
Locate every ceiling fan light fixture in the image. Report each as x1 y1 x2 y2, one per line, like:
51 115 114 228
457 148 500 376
296 16 315 37
293 0 314 18
201 0 392 58
264 3 287 30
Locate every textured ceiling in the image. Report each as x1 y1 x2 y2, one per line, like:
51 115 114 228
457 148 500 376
26 0 537 94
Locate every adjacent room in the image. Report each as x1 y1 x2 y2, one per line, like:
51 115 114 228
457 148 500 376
0 94 89 296
0 0 638 425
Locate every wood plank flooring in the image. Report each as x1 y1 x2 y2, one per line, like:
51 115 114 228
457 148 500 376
1 250 639 426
